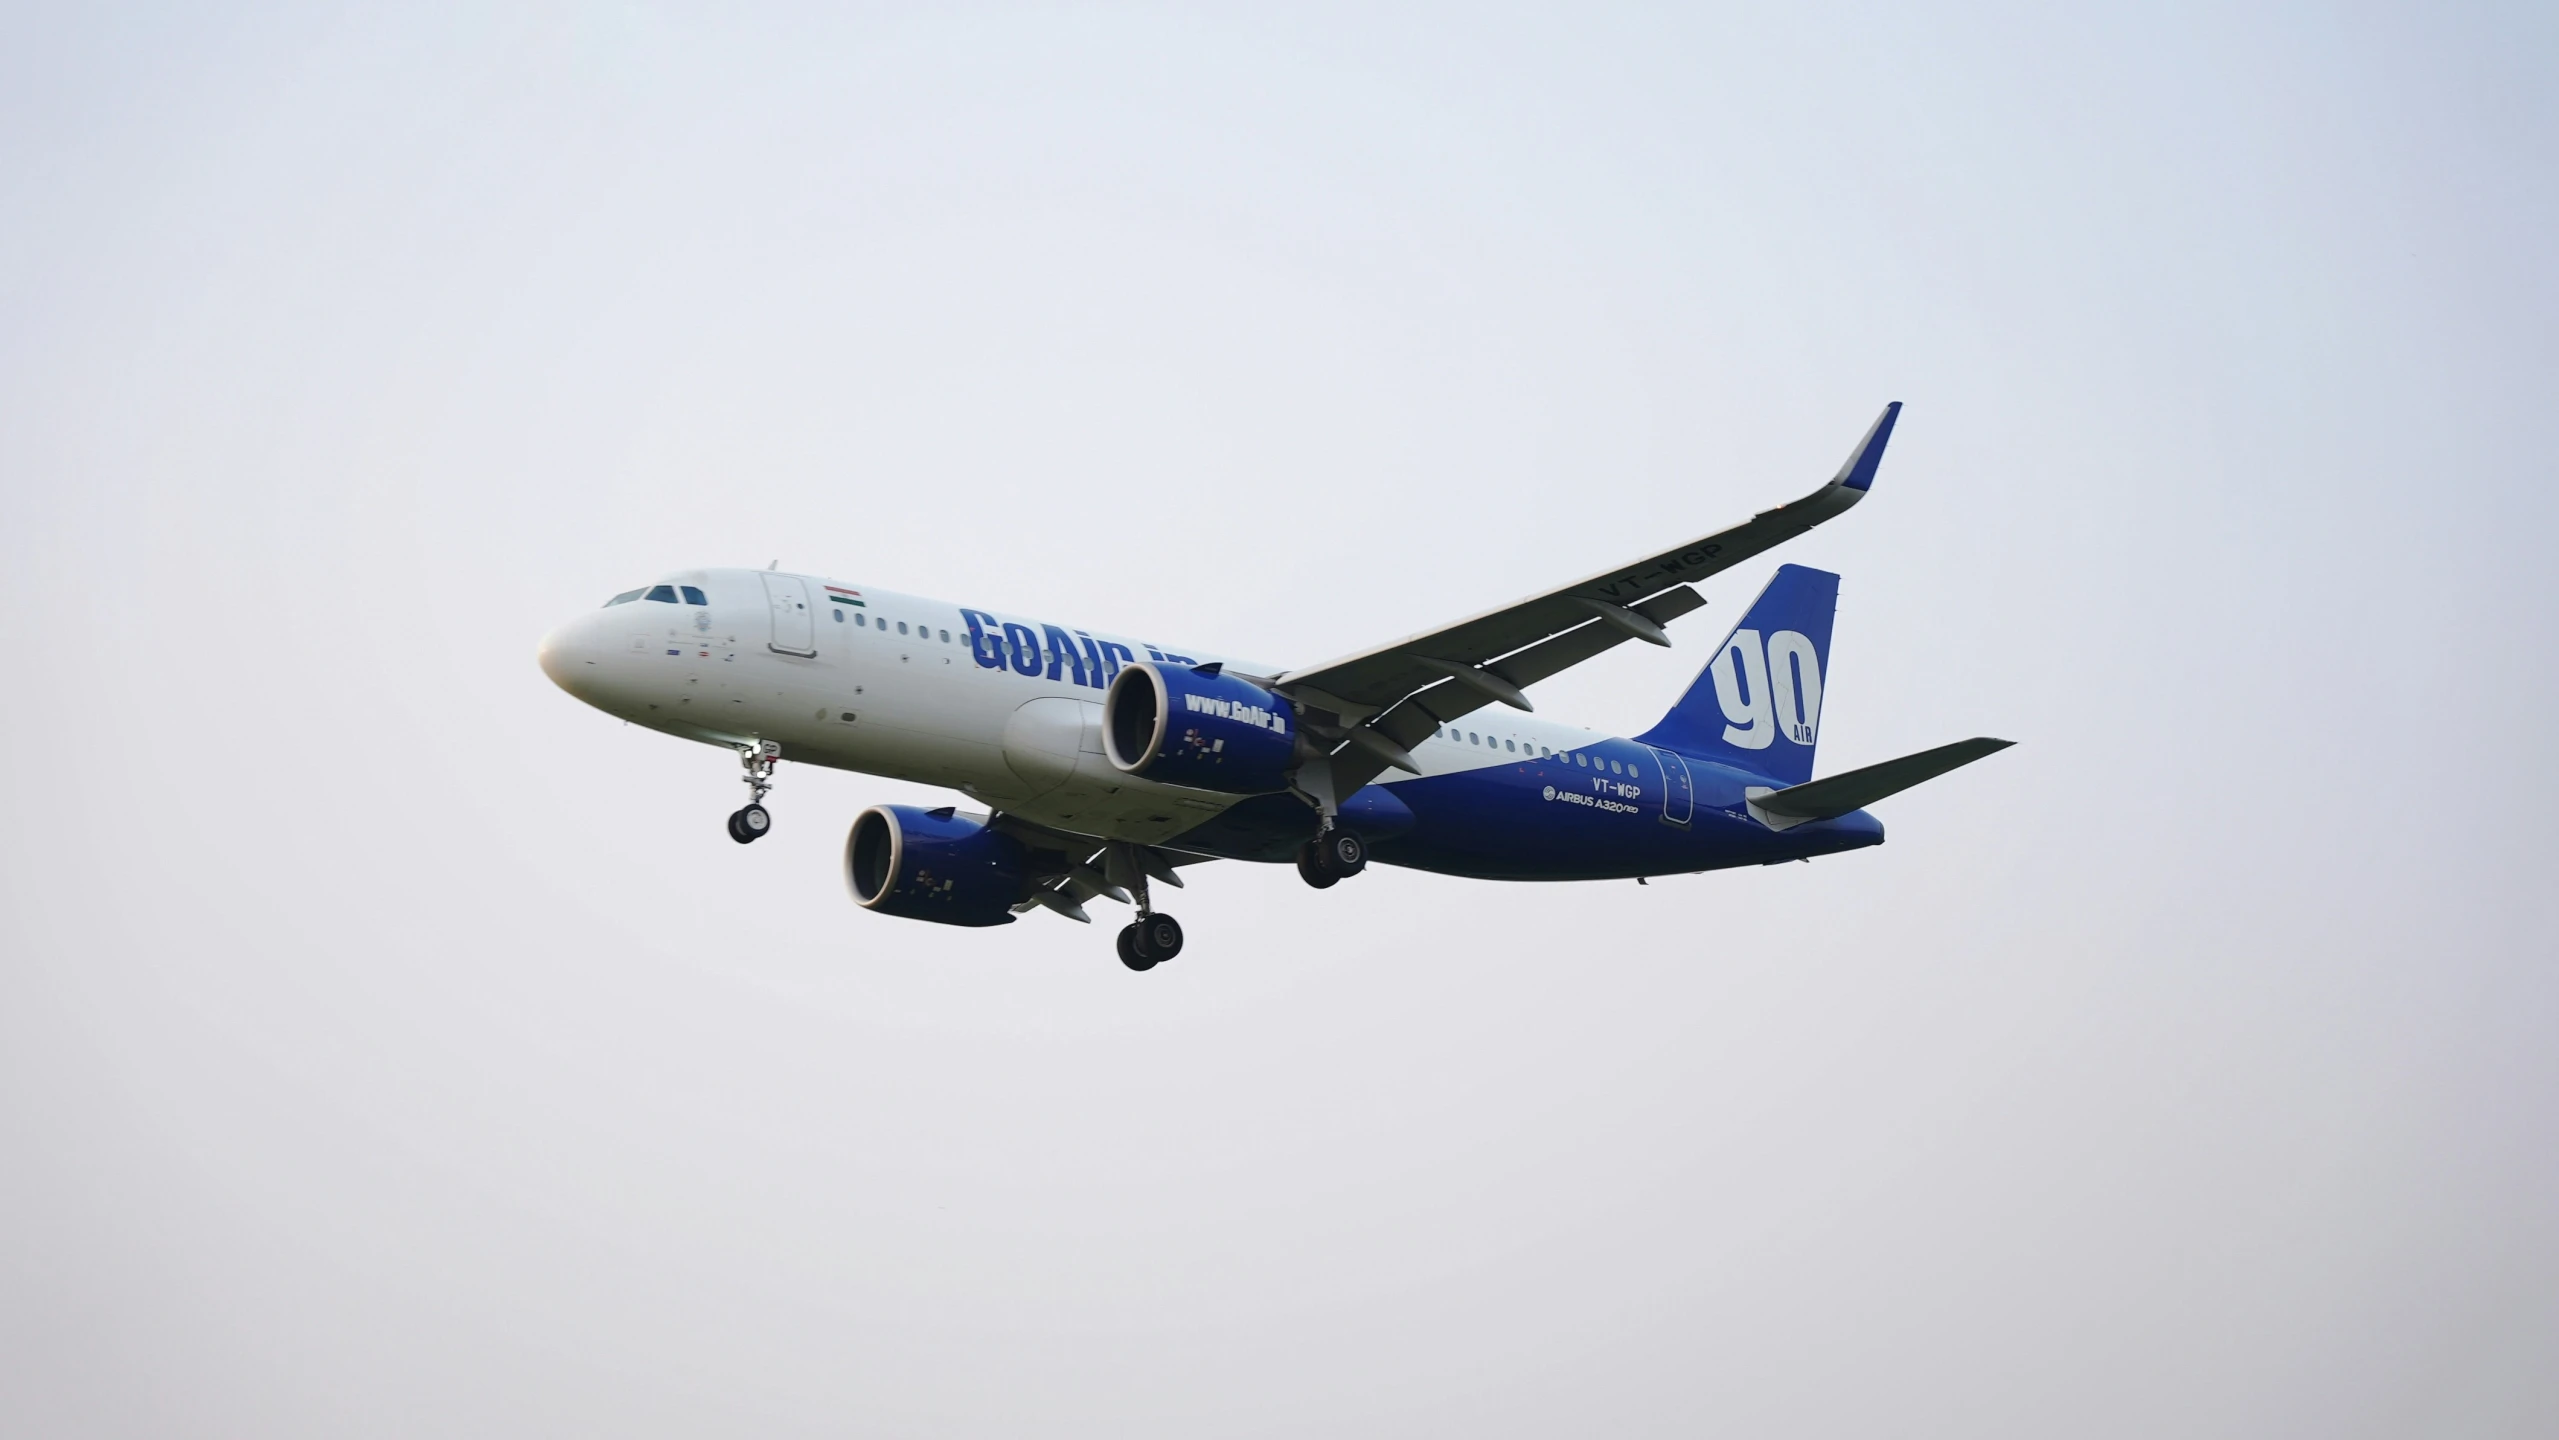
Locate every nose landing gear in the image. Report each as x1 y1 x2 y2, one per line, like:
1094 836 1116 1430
728 740 780 844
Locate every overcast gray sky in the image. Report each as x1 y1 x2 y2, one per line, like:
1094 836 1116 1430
4 4 2555 1436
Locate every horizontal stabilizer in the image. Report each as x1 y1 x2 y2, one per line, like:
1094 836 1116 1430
1745 737 2013 831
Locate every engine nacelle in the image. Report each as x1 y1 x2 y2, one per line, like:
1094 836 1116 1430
844 805 1028 928
1104 661 1299 795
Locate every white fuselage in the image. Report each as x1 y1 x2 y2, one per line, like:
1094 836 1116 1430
538 567 1614 853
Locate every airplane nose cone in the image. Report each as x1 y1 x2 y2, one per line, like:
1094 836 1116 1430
537 619 589 696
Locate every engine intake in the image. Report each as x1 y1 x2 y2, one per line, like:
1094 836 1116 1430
1104 661 1299 795
845 805 1029 928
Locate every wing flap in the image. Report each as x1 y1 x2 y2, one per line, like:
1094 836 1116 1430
1306 587 1710 799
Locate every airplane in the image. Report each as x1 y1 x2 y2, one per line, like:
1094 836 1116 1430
537 402 2010 971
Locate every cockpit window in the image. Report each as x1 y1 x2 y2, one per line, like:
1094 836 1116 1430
644 584 679 603
605 589 646 606
680 585 707 606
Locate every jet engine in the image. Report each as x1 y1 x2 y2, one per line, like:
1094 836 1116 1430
1103 661 1299 795
845 805 1031 927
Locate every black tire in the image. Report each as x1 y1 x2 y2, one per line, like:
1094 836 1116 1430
726 810 751 844
1296 846 1339 889
1138 913 1183 963
735 803 771 843
1117 925 1156 972
1320 828 1366 877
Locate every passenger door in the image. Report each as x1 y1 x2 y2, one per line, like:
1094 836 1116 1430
1646 744 1694 827
763 573 817 656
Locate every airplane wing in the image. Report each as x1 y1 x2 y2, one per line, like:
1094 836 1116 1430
1278 402 1902 802
990 812 1207 922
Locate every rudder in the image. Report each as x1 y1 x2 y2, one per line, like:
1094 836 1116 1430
1636 564 1838 786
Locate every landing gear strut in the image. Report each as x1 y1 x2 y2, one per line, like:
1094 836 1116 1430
1296 825 1366 889
728 740 780 844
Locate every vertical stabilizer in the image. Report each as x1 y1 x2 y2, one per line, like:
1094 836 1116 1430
1636 564 1838 786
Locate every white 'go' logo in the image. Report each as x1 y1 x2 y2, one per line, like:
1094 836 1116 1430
1709 629 1822 750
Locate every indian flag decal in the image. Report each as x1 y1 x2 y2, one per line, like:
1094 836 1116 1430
824 586 865 607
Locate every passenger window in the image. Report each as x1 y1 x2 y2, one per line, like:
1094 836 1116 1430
680 586 707 605
898 621 909 635
856 613 867 627
940 629 950 643
1575 754 1587 767
1627 763 1640 780
605 589 645 606
1468 732 1480 745
832 609 844 622
1505 739 1516 752
644 584 678 603
1609 760 1622 774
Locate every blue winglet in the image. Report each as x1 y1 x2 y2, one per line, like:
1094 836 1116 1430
1835 401 1902 493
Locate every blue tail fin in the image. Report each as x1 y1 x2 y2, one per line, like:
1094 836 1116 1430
1636 564 1839 786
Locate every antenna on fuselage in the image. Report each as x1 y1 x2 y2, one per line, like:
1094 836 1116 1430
767 559 778 570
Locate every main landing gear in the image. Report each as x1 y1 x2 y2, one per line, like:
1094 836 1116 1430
727 740 780 844
1112 844 1185 971
1116 912 1185 972
1296 826 1367 889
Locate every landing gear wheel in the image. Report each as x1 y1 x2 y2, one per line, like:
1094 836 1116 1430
1320 829 1367 877
1296 847 1340 889
1134 912 1184 964
1117 925 1157 972
1300 829 1365 883
728 803 770 844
